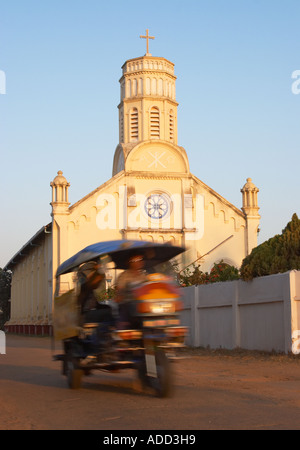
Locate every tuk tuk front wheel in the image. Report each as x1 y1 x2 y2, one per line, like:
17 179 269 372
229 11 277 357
66 357 83 389
153 349 172 398
137 349 173 398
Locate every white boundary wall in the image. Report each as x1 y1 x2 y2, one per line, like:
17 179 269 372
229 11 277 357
180 270 300 354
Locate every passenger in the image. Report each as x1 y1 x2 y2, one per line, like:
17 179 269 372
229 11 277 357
115 254 147 327
77 261 114 324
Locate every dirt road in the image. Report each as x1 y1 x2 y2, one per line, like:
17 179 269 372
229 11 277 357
0 335 300 430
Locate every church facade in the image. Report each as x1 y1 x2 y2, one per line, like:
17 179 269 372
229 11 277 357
5 46 260 335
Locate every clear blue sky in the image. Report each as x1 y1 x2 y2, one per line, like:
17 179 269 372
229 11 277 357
1 0 300 268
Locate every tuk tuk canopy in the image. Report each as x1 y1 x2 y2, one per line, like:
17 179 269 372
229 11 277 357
56 240 185 277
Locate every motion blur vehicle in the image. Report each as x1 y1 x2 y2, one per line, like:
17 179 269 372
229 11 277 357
53 240 188 397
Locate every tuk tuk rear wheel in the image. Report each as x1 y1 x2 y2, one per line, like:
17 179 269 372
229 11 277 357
66 358 83 389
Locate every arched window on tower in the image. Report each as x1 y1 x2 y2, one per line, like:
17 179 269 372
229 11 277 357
130 108 139 141
151 78 157 95
126 79 131 98
132 78 137 96
150 106 160 139
158 78 163 95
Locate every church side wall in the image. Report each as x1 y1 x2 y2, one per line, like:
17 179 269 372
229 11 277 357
5 232 52 335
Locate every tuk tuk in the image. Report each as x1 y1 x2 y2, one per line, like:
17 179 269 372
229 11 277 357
53 239 188 397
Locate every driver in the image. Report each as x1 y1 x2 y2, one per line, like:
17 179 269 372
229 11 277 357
115 254 147 327
116 254 147 302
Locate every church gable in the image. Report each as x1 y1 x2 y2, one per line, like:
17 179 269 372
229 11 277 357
125 141 189 174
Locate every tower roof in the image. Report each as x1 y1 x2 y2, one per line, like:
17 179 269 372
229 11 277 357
241 178 259 192
51 170 69 186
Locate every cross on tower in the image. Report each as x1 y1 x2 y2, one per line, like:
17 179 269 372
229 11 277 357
140 29 155 56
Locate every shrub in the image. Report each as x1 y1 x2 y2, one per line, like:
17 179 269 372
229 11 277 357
175 260 239 287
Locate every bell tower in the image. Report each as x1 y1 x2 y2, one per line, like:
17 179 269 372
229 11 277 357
118 30 178 146
241 178 260 254
50 170 70 215
50 170 71 290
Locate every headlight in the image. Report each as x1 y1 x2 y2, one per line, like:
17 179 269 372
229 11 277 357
138 300 175 314
150 302 175 314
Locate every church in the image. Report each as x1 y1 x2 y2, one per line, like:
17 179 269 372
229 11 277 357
5 33 260 335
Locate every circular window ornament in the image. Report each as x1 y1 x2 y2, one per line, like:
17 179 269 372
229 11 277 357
144 193 170 219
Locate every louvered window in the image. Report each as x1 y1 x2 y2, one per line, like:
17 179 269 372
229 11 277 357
150 107 160 139
130 108 138 141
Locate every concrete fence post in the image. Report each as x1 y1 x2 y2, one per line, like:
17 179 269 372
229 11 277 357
283 272 293 354
232 280 241 349
0 330 6 354
290 270 300 354
191 285 199 347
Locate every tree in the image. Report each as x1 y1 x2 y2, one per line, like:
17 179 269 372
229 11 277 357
240 213 300 281
0 269 11 330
